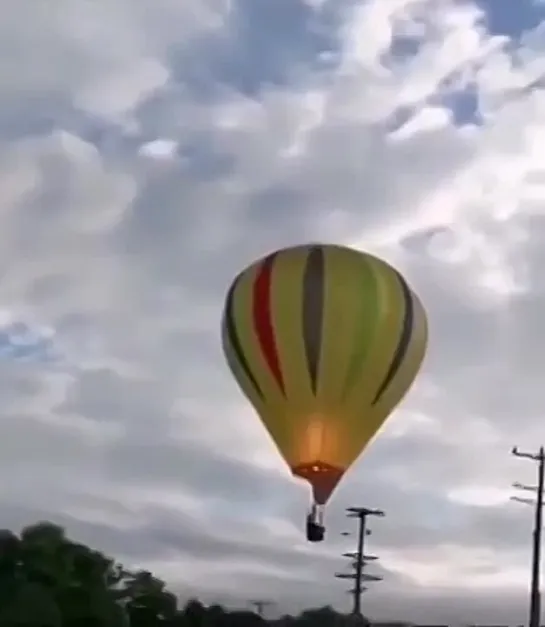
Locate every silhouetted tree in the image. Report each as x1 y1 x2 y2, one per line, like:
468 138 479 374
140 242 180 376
0 521 370 627
180 599 208 627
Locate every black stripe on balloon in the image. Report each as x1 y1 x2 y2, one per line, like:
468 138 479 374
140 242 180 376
302 246 325 394
371 270 414 406
224 277 264 400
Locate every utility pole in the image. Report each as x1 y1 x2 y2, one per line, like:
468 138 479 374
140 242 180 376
511 446 545 627
248 600 274 617
335 506 385 617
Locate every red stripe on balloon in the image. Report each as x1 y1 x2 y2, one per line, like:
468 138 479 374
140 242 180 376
252 254 285 394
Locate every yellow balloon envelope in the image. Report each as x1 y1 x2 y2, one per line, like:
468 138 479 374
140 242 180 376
221 244 428 505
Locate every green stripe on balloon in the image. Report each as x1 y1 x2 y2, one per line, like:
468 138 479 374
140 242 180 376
223 277 264 400
341 257 379 400
302 246 325 394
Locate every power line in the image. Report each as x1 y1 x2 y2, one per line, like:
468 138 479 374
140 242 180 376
335 506 385 617
511 445 545 627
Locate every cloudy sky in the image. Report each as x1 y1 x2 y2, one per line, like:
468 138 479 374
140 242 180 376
1 0 545 623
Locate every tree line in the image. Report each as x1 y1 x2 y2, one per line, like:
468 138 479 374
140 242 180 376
0 521 369 627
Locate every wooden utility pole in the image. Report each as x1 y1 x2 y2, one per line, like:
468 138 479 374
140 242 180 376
512 446 545 627
335 506 384 616
249 600 274 617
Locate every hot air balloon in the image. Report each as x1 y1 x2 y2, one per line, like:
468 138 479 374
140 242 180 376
221 244 428 542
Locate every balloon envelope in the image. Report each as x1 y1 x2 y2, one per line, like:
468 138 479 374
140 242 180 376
221 244 427 504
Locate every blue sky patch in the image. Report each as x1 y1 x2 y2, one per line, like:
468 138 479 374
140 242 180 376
0 320 60 364
475 0 544 38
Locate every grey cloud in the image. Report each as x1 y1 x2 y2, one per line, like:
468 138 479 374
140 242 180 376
167 0 345 97
105 437 282 504
58 367 171 427
0 503 165 563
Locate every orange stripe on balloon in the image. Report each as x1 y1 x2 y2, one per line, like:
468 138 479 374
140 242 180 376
252 254 285 394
